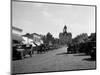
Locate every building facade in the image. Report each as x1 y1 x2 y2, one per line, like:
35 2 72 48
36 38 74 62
32 33 43 45
12 26 22 35
12 26 23 44
59 25 72 46
22 33 43 46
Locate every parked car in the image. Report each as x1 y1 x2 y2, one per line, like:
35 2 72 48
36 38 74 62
67 44 78 54
12 44 24 60
12 44 33 60
88 41 96 60
78 41 96 60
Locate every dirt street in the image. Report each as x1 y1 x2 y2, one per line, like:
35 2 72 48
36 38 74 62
12 47 96 74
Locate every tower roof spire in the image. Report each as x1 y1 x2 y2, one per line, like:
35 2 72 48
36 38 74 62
63 25 67 33
64 25 67 30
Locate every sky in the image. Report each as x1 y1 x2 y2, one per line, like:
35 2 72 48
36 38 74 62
12 1 95 38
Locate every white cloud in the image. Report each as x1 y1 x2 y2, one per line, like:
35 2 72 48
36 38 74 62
42 11 52 17
42 10 64 25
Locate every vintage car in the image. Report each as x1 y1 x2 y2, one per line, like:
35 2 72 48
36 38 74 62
67 44 79 54
12 44 33 60
12 44 24 60
67 41 96 59
87 41 96 60
77 41 96 60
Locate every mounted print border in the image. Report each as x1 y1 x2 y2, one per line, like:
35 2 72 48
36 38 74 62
11 0 97 74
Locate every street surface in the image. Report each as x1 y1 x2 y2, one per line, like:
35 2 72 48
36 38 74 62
12 47 96 74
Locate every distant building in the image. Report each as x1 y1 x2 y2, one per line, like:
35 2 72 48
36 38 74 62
22 33 33 44
32 33 43 45
22 33 43 46
59 25 72 46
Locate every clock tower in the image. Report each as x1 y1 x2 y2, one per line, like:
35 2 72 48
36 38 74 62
59 25 72 46
63 25 67 33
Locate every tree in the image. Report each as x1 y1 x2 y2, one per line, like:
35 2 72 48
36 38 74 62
88 33 96 41
46 32 54 45
72 33 89 45
41 32 54 45
46 32 53 41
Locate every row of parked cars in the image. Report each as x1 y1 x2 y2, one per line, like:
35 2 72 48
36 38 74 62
67 41 96 60
12 43 61 60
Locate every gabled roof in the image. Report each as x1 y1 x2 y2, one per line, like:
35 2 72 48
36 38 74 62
22 34 33 39
31 33 43 38
32 33 41 36
22 33 43 39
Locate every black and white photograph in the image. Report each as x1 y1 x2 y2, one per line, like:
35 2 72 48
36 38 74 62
11 0 96 74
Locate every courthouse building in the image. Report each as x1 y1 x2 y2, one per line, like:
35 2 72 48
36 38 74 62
59 25 72 46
